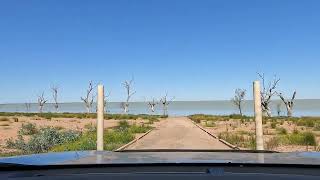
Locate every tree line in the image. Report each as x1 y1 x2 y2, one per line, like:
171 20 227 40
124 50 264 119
232 73 297 117
27 77 175 116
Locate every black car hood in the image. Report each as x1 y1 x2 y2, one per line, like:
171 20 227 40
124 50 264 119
1 151 320 165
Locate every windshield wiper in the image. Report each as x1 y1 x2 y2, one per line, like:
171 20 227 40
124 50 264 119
115 149 278 153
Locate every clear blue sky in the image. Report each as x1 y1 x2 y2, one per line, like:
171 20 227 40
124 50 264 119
1 0 320 103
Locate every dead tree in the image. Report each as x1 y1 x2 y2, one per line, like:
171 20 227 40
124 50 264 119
104 91 111 112
231 88 246 116
51 85 59 112
81 81 96 113
276 103 282 116
258 73 280 117
278 91 296 117
122 77 136 113
147 98 158 113
37 92 47 113
25 102 31 112
160 93 174 116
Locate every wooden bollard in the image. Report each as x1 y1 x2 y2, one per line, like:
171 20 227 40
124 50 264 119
253 81 264 150
97 85 104 151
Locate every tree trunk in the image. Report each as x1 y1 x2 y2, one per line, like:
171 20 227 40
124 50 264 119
238 105 242 116
163 105 168 116
86 106 90 114
286 105 292 117
124 104 129 113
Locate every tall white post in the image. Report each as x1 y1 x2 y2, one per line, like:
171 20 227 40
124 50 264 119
253 81 264 150
97 85 104 151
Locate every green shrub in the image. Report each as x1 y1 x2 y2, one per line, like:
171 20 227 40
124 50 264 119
313 123 320 131
51 129 135 152
218 132 255 149
297 120 315 127
7 127 81 154
84 123 97 132
302 132 317 146
205 121 215 127
117 120 130 131
293 128 299 134
280 132 317 146
18 123 38 135
270 122 277 129
129 124 152 133
266 137 280 150
276 127 287 135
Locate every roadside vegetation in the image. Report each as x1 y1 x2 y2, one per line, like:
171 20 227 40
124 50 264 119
3 120 152 156
189 114 320 151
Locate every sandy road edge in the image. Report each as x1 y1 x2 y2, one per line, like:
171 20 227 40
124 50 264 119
114 129 154 152
191 120 241 150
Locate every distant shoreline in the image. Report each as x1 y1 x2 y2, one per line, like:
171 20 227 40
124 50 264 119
1 99 320 105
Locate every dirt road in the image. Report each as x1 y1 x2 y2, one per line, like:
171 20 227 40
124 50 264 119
125 117 232 150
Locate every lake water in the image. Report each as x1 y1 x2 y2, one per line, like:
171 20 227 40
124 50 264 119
1 100 320 117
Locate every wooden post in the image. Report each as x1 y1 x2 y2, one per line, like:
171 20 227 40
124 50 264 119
97 85 104 151
253 81 264 150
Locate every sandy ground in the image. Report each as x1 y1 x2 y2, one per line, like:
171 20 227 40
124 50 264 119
0 116 149 153
125 117 231 150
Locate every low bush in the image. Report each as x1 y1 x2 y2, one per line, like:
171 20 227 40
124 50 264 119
51 129 135 152
205 121 215 127
129 124 152 133
297 120 315 127
18 123 38 135
293 128 299 134
84 123 97 132
280 132 317 147
7 127 81 154
266 137 280 150
218 132 256 149
313 123 320 131
276 127 287 135
117 120 130 131
270 122 277 129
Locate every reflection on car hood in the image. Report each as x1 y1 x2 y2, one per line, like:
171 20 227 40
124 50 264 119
0 151 320 165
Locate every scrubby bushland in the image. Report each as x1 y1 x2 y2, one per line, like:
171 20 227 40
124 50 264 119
6 127 81 154
218 132 256 149
51 120 152 152
18 123 38 135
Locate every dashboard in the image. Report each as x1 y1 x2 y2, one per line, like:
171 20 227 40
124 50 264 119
1 164 320 180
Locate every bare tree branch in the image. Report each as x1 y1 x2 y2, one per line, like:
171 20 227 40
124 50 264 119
104 91 111 112
160 93 175 116
25 102 31 112
122 77 136 113
147 98 158 113
257 73 280 117
81 81 96 113
37 92 47 113
278 90 297 117
51 84 59 112
231 88 246 116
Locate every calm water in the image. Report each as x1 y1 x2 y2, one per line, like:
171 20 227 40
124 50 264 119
1 100 320 117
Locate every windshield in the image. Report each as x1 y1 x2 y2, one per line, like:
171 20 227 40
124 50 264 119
0 0 320 166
